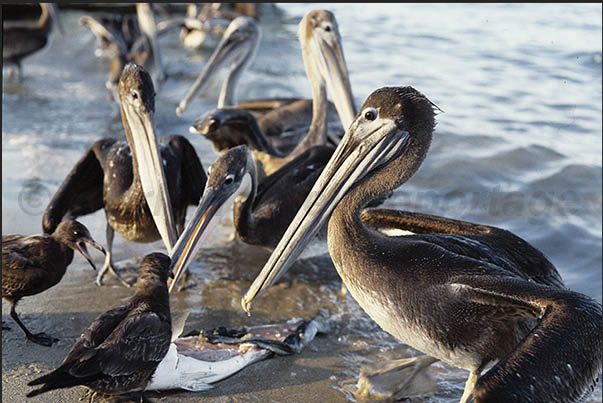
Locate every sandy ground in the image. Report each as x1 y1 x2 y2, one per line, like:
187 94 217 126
2 257 352 403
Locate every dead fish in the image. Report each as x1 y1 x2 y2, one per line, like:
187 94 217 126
146 310 329 391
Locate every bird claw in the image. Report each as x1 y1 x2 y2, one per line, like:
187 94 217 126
96 263 132 288
354 355 438 401
28 332 59 347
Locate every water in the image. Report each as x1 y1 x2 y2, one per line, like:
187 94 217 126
2 3 601 402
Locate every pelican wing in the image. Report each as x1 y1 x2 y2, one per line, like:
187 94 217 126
450 275 602 403
42 140 113 234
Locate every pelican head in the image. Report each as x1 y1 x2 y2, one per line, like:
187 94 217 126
189 107 273 154
299 10 356 129
169 145 255 292
176 17 261 116
79 16 128 58
118 63 177 251
241 86 437 312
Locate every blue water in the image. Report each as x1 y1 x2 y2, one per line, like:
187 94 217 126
2 3 601 402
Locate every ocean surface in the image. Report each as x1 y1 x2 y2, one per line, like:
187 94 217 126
2 3 601 402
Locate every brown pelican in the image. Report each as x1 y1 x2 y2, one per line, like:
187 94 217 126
188 105 343 177
2 3 63 82
2 220 105 346
42 63 206 287
176 11 355 134
27 253 172 399
79 3 164 99
176 16 262 115
176 3 235 50
185 10 356 176
168 144 333 291
79 14 140 60
242 86 602 402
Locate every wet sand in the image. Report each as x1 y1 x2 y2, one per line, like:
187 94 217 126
2 251 350 403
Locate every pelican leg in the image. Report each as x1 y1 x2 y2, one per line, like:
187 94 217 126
9 301 58 347
96 224 131 288
460 370 481 403
354 354 439 401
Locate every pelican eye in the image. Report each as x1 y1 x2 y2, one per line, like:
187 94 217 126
73 231 79 236
131 90 139 100
224 175 234 185
324 25 332 32
363 108 377 121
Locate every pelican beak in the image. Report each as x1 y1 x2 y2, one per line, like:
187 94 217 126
317 32 356 130
47 3 64 36
76 239 106 271
169 177 248 293
122 98 178 252
176 17 260 116
136 4 164 84
241 117 409 314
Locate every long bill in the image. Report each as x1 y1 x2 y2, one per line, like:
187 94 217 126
167 185 230 293
176 18 258 116
241 118 409 314
315 33 356 130
123 102 178 252
136 4 164 84
168 173 252 293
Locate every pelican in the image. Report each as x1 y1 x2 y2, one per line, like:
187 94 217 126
185 10 356 176
176 3 236 50
242 86 602 402
79 3 164 99
42 63 206 287
3 3 63 82
168 144 333 291
79 14 140 60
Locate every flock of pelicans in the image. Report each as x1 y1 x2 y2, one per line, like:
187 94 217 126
2 4 602 403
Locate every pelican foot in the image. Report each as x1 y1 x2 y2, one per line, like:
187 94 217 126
27 332 59 347
354 355 438 402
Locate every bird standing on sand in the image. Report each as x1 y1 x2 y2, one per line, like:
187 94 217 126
42 63 206 287
27 252 173 399
2 219 105 346
243 86 602 402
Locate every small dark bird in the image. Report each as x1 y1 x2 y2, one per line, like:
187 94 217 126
2 219 105 346
2 3 63 82
27 252 173 398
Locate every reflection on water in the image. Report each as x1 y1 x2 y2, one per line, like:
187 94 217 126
2 3 601 402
